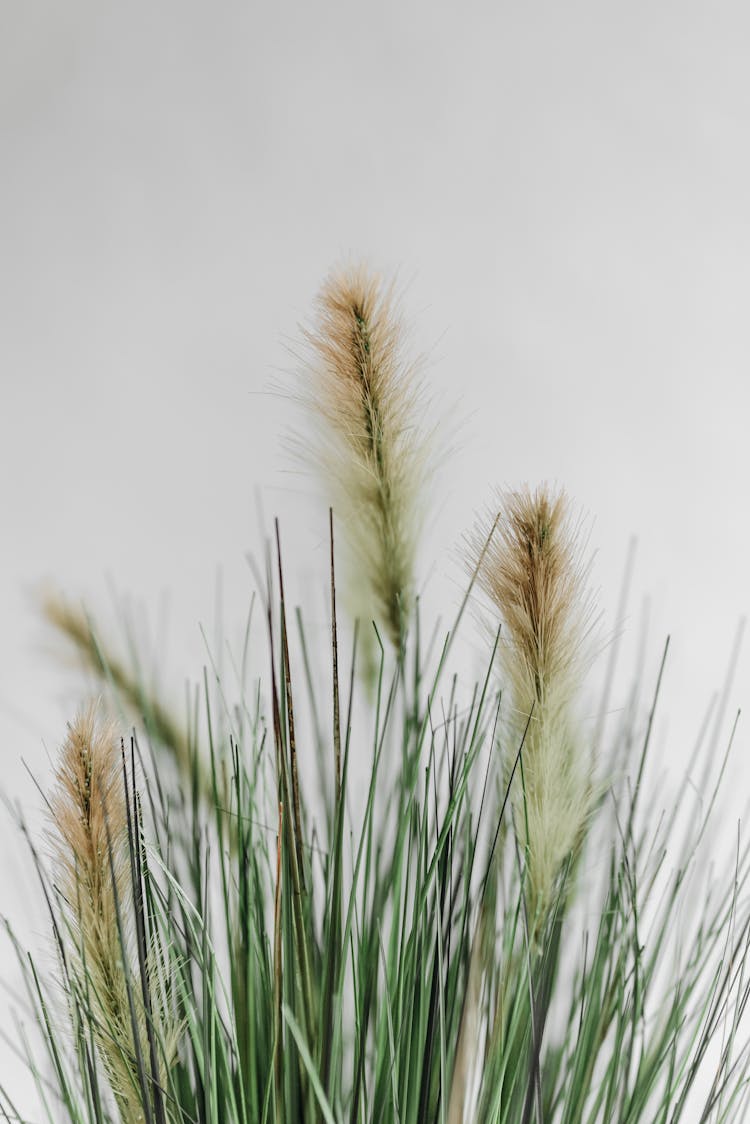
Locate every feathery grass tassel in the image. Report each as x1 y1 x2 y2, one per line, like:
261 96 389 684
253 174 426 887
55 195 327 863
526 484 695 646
298 263 430 666
468 485 597 920
48 703 177 1123
40 595 208 800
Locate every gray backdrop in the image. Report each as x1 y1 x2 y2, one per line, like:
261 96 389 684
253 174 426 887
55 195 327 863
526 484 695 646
2 1 748 1111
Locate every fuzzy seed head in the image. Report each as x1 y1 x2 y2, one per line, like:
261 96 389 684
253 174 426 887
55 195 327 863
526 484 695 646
49 703 176 1122
297 263 430 654
468 485 597 913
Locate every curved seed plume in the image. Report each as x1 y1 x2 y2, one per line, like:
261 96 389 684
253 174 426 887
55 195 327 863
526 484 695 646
40 593 224 826
298 263 429 655
48 703 177 1122
467 485 597 915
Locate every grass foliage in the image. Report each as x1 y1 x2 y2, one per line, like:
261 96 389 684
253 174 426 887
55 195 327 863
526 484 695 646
2 267 749 1123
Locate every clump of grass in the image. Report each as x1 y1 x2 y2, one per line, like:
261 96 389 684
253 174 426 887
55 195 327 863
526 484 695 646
3 263 750 1124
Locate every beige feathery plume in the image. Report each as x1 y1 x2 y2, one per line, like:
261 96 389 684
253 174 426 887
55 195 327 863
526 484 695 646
49 703 177 1122
298 263 430 656
40 594 202 793
468 485 597 916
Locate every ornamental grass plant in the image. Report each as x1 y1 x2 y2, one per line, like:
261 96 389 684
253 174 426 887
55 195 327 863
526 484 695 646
3 264 749 1123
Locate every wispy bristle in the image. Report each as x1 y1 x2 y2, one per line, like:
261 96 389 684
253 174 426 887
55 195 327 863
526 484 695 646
467 485 597 914
49 703 177 1121
297 263 429 655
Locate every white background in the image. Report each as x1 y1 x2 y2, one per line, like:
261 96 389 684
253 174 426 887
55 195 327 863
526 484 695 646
1 1 749 1113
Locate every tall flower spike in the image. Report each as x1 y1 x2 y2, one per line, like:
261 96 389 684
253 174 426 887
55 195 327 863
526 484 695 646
468 485 597 916
48 703 177 1122
299 263 429 656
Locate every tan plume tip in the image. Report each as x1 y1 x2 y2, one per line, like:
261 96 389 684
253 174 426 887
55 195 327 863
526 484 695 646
49 702 177 1122
298 262 430 654
467 484 597 913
